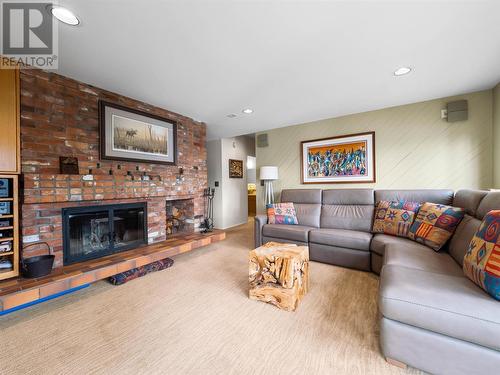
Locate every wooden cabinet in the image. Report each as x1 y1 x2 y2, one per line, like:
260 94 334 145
0 68 20 174
0 68 20 280
0 175 19 280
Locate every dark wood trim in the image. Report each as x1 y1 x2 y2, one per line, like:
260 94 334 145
98 100 178 166
300 131 376 184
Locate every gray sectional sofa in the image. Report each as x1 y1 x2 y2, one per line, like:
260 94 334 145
254 188 500 375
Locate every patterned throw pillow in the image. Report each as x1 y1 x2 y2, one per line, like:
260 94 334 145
408 202 465 251
463 210 500 301
372 201 421 237
267 203 299 225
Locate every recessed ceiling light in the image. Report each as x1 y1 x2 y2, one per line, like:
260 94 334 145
242 108 253 114
50 6 80 26
394 67 412 76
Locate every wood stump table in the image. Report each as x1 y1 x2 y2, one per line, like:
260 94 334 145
249 242 309 311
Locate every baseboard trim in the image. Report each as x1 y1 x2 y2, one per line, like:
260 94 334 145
217 221 249 230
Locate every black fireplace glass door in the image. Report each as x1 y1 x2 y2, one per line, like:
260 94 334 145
113 208 145 249
63 203 147 265
67 210 111 262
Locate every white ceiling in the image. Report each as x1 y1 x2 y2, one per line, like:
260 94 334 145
57 0 500 140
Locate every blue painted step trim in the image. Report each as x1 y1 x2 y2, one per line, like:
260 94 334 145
0 284 90 316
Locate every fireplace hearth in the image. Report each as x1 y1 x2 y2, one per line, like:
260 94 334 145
62 202 147 265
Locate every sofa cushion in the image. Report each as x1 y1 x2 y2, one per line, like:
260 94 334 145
281 189 322 204
383 244 464 276
322 189 374 205
375 189 454 206
408 202 465 251
321 205 374 232
309 228 372 251
280 189 322 227
370 233 430 257
463 210 500 301
294 203 321 227
453 189 488 216
372 200 421 237
309 243 371 270
320 189 374 231
266 203 298 225
476 191 500 220
448 214 482 266
380 265 500 351
262 224 313 243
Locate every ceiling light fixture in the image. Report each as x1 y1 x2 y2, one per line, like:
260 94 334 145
394 67 412 76
242 108 253 114
50 6 80 26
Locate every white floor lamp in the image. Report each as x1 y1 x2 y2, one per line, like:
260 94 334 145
260 166 279 206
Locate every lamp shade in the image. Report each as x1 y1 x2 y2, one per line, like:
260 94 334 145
260 166 278 180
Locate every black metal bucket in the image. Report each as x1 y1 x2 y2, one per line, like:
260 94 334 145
21 242 54 278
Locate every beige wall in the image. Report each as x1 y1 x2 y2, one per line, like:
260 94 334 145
494 83 500 188
256 90 493 213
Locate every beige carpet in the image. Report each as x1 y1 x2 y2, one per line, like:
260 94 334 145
0 221 422 375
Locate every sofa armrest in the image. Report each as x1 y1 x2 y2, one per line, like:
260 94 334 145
254 214 267 248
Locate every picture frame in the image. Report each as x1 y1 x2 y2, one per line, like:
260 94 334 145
99 101 177 165
229 159 243 178
301 131 375 184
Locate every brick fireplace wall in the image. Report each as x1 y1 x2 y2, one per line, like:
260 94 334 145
19 68 207 268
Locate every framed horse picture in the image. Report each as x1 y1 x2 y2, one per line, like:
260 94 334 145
99 101 177 165
301 131 375 184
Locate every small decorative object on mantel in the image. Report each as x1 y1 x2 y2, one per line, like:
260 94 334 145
59 157 79 175
301 131 375 184
229 159 243 178
99 100 177 165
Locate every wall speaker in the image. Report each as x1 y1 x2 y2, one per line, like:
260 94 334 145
446 100 468 122
257 133 268 147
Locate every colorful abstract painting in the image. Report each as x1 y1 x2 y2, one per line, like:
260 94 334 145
301 132 375 183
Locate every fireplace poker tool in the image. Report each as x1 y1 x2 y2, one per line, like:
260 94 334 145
201 188 215 233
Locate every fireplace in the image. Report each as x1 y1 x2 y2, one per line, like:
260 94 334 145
62 202 147 265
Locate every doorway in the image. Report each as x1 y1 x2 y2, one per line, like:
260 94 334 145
247 155 256 217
